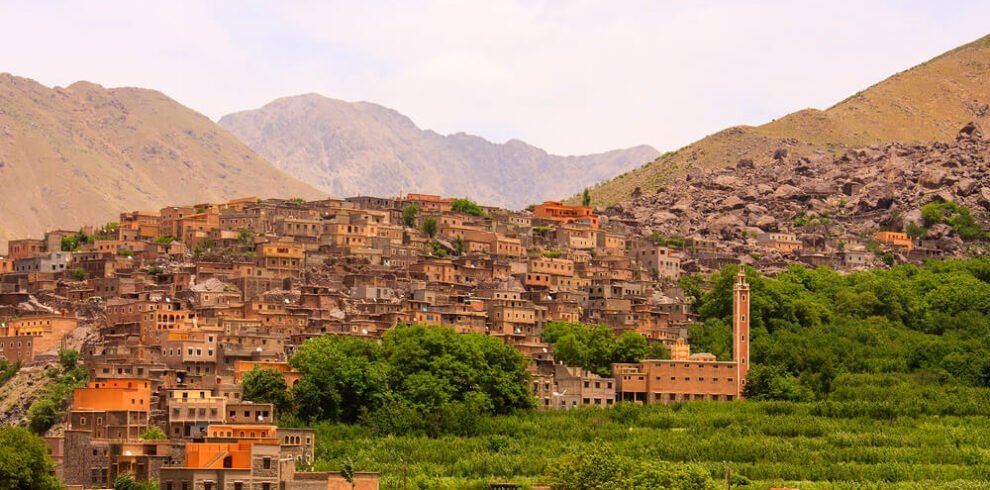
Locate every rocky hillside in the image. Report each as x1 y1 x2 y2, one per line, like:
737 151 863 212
0 74 323 251
588 33 990 206
607 123 990 261
219 94 659 209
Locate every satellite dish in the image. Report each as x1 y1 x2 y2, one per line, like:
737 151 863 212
361 329 368 335
284 298 290 304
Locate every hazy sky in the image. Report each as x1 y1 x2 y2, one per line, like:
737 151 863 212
1 1 989 155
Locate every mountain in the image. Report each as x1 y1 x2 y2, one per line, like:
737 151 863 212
586 34 990 206
0 74 323 251
218 94 659 209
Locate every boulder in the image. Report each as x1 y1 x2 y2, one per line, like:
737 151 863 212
773 184 802 199
713 175 741 189
955 178 978 196
957 121 984 141
721 195 745 209
919 168 947 189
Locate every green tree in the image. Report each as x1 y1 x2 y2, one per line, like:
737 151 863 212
70 268 86 281
237 228 254 246
242 367 293 416
452 236 466 256
582 188 591 207
0 426 61 490
139 426 167 440
451 198 485 217
153 235 176 245
58 348 78 370
340 457 356 490
60 235 79 252
291 325 533 430
743 364 814 402
644 342 671 360
543 322 650 376
422 217 438 239
27 398 60 435
402 204 420 228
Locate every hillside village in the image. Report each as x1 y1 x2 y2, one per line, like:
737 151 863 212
0 164 983 488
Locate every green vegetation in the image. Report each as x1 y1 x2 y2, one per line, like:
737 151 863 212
118 249 134 258
242 366 292 415
430 240 448 258
532 225 551 236
547 439 718 490
452 236 466 256
58 347 78 370
581 188 591 207
793 211 831 227
237 228 254 246
299 259 990 488
290 325 533 436
153 235 175 245
541 322 648 377
70 268 86 281
114 472 157 490
422 216 438 238
288 198 307 204
139 426 167 440
28 350 88 435
60 230 90 251
541 250 562 258
451 198 485 217
648 232 684 249
402 204 420 228
0 359 19 387
0 426 62 490
687 260 990 399
147 265 164 276
313 379 990 489
921 200 988 239
192 238 217 257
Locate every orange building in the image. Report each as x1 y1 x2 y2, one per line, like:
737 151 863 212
69 378 152 441
534 201 599 228
0 314 77 363
874 231 913 252
402 194 454 213
73 378 152 411
613 268 750 403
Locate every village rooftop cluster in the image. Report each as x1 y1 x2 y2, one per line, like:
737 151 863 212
0 191 878 489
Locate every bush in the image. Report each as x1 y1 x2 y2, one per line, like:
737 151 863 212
139 426 167 440
27 398 59 435
451 198 485 217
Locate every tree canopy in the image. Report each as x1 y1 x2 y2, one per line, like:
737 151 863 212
451 198 485 217
290 325 534 435
541 322 653 377
686 259 990 400
242 366 293 416
0 426 61 490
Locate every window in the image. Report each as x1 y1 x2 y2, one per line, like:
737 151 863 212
263 457 272 469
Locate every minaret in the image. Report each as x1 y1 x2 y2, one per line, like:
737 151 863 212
733 266 750 398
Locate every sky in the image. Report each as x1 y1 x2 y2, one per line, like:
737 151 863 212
1 1 989 155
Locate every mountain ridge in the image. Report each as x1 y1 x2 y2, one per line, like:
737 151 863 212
584 33 990 206
219 94 659 209
0 74 323 251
